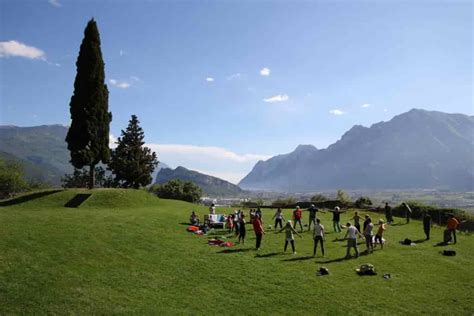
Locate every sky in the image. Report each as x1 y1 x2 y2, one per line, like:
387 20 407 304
0 0 472 183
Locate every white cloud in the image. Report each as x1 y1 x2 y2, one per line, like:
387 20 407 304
119 49 125 56
205 77 215 82
48 0 61 7
383 108 388 112
329 109 346 115
150 144 270 163
109 79 131 89
263 94 289 103
361 103 370 108
260 67 270 76
130 76 140 82
227 73 241 80
0 40 45 59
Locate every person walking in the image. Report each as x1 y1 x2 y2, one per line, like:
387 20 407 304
422 211 432 240
278 220 302 254
344 222 364 258
272 207 285 229
384 203 393 224
313 218 325 257
293 206 303 233
446 214 460 244
374 219 386 249
330 206 344 233
238 214 247 244
363 217 374 253
253 216 265 250
351 211 362 233
402 202 412 224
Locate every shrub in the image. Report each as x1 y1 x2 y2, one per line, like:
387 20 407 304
150 179 202 203
0 158 28 199
355 196 373 208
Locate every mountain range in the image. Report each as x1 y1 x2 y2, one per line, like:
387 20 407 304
155 166 244 197
0 125 168 185
239 109 474 192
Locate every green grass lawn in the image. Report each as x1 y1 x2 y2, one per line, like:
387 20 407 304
1 189 473 315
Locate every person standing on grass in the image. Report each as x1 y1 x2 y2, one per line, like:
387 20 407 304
374 219 386 249
253 215 265 250
363 217 374 253
278 220 302 254
363 214 370 233
330 206 344 233
226 214 234 233
351 211 362 233
293 206 303 233
401 202 412 223
210 203 216 215
272 207 285 229
239 214 247 244
307 204 322 231
384 202 393 224
422 211 432 240
446 214 460 244
344 222 364 258
313 218 325 257
234 210 241 237
256 207 262 220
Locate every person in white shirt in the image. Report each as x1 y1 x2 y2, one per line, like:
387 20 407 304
272 207 285 229
313 218 325 257
344 222 364 258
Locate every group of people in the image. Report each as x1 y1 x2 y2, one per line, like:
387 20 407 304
190 202 461 256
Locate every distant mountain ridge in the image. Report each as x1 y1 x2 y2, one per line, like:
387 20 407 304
155 166 244 197
0 125 168 186
239 109 474 192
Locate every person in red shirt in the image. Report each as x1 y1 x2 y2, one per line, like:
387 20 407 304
446 214 460 244
253 216 265 250
293 206 303 233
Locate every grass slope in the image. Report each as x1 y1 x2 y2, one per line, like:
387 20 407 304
0 189 473 314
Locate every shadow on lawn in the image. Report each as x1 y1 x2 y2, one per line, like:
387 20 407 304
0 190 62 207
255 252 280 258
218 248 253 254
282 255 314 262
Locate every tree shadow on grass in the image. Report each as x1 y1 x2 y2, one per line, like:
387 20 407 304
0 190 62 207
282 255 314 262
255 252 280 258
217 248 253 254
434 242 449 247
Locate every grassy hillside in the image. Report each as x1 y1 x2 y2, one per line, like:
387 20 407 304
0 189 473 314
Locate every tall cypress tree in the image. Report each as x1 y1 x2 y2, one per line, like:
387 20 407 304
109 115 159 189
66 18 112 189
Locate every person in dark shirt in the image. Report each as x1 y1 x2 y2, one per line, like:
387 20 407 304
329 206 345 233
422 212 432 240
384 203 393 224
307 204 324 231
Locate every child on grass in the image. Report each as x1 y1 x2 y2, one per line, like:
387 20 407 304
278 220 302 254
374 219 386 249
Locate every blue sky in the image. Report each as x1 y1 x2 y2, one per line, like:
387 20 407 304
0 0 472 183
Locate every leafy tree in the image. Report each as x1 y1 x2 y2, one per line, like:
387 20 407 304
311 193 328 203
271 197 297 207
61 166 115 188
66 18 112 189
0 158 27 199
150 179 202 203
109 115 158 189
336 189 351 203
355 196 373 208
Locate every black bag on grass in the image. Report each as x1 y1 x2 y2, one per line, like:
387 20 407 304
442 250 456 256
